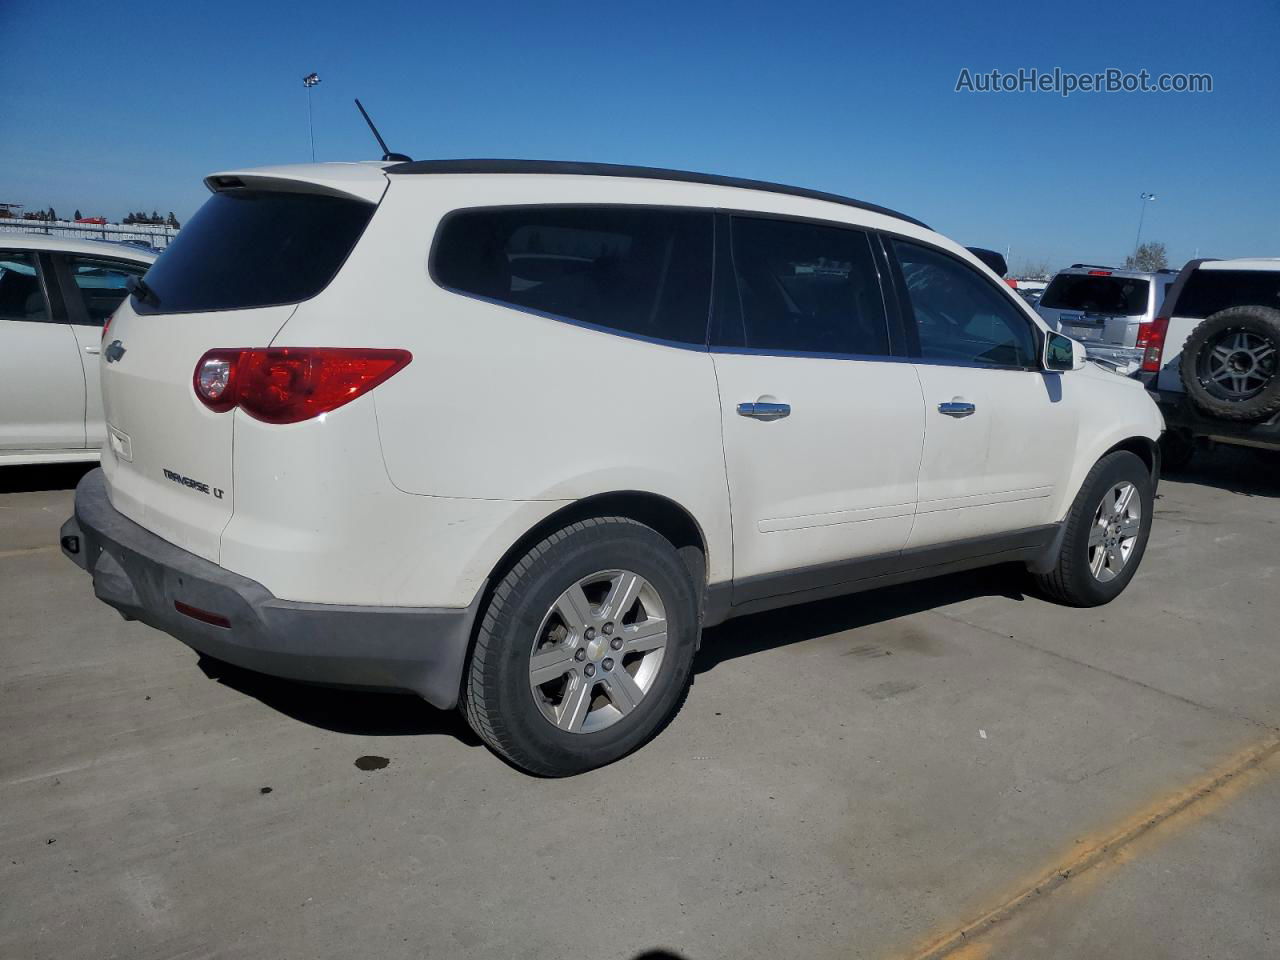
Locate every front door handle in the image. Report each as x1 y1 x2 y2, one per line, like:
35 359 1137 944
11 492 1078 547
84 345 101 355
938 400 976 418
738 401 791 421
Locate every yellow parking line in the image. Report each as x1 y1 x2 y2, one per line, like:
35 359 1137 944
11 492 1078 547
897 735 1280 960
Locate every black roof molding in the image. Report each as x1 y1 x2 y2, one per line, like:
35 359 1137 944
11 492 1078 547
383 159 928 229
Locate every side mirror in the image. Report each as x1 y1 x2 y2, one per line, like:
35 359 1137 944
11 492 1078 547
1044 332 1086 372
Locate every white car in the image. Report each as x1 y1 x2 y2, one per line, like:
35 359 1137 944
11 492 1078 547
1 235 154 464
61 160 1163 775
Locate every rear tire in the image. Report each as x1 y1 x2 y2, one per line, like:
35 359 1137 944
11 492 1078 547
1180 306 1280 422
462 517 698 777
1033 451 1153 607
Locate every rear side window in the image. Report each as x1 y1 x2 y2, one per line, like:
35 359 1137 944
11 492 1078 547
432 206 713 345
1040 274 1150 315
1172 269 1280 319
0 251 49 322
723 216 889 356
136 190 375 314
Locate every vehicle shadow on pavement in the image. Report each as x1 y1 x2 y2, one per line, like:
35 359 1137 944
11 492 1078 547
196 656 483 745
0 462 95 494
695 564 1026 674
1162 447 1279 499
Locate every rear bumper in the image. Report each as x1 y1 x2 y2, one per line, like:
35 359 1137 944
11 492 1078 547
60 468 481 708
1149 389 1280 451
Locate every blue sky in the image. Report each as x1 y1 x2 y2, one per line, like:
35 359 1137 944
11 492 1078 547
2 0 1276 271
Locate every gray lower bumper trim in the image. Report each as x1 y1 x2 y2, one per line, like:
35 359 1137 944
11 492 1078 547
60 469 481 709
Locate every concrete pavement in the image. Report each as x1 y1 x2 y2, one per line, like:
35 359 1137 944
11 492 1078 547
2 455 1277 959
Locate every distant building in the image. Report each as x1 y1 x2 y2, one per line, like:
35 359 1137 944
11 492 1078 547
0 202 21 219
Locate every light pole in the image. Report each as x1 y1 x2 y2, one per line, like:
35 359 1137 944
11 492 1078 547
1132 192 1156 265
303 73 321 162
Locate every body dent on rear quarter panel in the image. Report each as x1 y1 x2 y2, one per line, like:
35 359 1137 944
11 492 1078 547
269 174 743 589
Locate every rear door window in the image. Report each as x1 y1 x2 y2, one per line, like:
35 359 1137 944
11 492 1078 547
1172 269 1280 319
432 206 713 345
135 190 376 314
1040 274 1150 315
63 256 148 325
0 251 50 322
720 216 890 356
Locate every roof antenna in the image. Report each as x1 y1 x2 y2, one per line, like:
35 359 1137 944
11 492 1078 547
354 98 412 162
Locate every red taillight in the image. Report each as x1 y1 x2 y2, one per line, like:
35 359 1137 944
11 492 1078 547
1088 269 1112 276
1137 316 1170 373
102 310 115 342
193 348 412 424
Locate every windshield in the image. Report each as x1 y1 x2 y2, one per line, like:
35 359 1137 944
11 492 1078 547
1040 274 1150 315
136 189 375 314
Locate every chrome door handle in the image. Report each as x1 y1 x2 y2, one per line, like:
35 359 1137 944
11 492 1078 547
938 401 976 418
737 401 791 421
84 345 101 355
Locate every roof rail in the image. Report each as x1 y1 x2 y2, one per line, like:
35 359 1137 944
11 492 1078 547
382 158 929 229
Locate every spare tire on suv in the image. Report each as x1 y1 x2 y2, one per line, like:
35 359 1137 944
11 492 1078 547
1179 305 1280 422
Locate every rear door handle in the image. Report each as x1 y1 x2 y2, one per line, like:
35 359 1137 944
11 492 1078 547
737 401 791 421
938 400 976 418
84 345 101 355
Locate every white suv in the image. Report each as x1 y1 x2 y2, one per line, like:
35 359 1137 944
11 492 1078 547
61 160 1163 775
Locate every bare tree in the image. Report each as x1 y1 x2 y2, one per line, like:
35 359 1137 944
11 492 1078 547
1124 241 1168 272
1014 258 1053 280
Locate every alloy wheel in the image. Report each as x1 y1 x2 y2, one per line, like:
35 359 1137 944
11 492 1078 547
528 570 668 734
1088 481 1142 583
1198 329 1277 401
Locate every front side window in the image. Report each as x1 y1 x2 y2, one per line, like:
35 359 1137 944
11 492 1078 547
64 256 148 325
433 206 713 345
0 251 49 322
724 216 890 356
893 240 1038 368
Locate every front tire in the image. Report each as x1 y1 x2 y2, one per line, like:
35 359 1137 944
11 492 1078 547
462 517 699 776
1033 451 1154 607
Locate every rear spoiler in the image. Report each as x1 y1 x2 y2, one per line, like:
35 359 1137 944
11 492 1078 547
203 164 390 204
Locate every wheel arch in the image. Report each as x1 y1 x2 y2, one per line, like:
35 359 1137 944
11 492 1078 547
478 490 711 624
1030 433 1160 576
1103 435 1160 484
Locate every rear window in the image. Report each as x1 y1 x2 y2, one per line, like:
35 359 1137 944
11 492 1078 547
135 190 375 314
432 206 713 345
1171 269 1280 319
1040 274 1150 315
